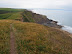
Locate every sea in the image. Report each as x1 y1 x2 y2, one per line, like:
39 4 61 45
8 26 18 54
32 9 72 33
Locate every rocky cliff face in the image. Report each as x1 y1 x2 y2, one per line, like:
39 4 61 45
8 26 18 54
22 10 62 28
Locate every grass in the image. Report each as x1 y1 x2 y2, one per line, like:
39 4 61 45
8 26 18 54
22 11 35 22
0 12 22 20
0 8 24 20
0 8 23 15
0 8 23 12
11 20 72 54
0 20 10 54
0 8 25 20
7 12 22 20
0 8 35 22
0 8 72 54
0 20 72 54
0 8 47 23
0 13 12 19
0 12 23 20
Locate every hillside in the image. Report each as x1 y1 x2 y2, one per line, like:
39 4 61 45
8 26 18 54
0 8 72 54
0 8 24 20
0 20 72 54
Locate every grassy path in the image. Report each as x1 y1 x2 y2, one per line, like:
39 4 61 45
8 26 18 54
10 24 17 54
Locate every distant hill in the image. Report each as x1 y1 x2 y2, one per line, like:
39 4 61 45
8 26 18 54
0 8 72 54
0 8 24 14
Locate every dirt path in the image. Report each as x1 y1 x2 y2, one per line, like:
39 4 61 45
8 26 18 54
10 24 17 54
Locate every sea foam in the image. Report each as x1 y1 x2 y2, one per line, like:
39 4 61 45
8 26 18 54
62 25 72 33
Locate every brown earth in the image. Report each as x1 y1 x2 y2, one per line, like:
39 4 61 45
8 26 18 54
10 24 17 54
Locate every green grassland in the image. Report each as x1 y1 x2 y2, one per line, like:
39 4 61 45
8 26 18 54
0 8 23 13
7 12 22 20
0 8 24 20
0 8 34 22
0 13 12 19
0 12 22 20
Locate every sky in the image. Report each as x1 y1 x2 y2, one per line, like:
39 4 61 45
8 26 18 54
0 0 72 10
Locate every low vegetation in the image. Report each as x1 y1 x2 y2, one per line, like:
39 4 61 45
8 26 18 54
0 13 12 19
0 8 23 14
7 12 22 20
13 21 72 54
0 20 10 54
0 20 72 54
0 8 72 54
22 11 35 22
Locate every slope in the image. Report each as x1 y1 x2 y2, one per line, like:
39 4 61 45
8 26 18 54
0 20 72 54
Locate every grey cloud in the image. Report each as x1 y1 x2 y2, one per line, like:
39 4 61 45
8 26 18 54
0 0 72 10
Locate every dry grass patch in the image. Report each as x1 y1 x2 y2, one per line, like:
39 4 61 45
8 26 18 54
0 20 72 54
0 20 10 54
12 21 72 54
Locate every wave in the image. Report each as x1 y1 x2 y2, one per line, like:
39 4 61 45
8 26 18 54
54 21 72 34
57 22 72 33
62 25 72 33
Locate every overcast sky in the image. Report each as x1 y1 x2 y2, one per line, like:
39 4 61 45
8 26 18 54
0 0 72 10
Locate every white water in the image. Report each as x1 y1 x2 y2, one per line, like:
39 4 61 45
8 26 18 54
62 26 72 33
32 9 72 34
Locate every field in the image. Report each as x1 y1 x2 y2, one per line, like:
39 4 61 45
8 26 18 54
0 8 23 13
0 8 24 20
0 13 12 19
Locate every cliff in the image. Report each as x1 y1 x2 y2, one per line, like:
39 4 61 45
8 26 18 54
22 10 62 28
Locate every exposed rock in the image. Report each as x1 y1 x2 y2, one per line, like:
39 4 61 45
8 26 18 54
22 10 62 28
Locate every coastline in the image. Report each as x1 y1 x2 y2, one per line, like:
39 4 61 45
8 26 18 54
30 9 72 38
26 10 62 28
0 8 72 54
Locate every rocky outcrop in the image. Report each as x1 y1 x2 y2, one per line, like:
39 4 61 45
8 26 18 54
22 10 62 28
